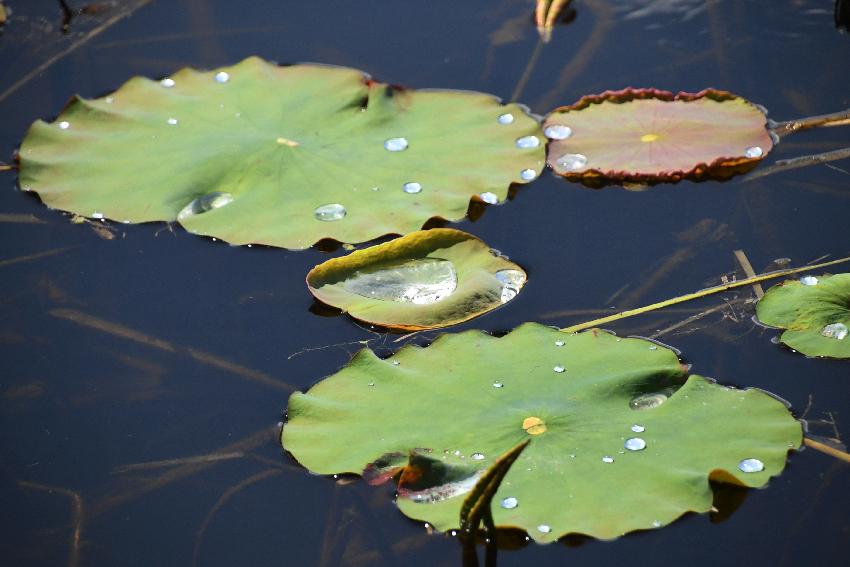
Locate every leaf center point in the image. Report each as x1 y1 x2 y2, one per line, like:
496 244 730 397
640 133 660 143
522 416 547 435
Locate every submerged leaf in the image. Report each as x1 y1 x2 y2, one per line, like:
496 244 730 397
756 273 850 358
306 229 527 330
18 57 544 249
543 88 773 187
283 323 801 542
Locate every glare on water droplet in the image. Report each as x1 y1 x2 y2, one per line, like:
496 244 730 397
745 146 764 158
343 258 458 305
384 137 409 151
602 456 614 463
105 97 114 104
544 124 572 140
520 168 537 181
58 121 70 130
515 135 540 149
167 118 178 125
91 212 104 220
160 78 175 88
493 381 504 388
631 424 645 433
495 269 526 303
537 525 552 534
392 360 401 366
821 322 848 340
648 345 658 350
480 192 499 204
553 365 565 373
555 153 588 171
630 392 668 410
313 203 347 222
471 453 485 461
555 340 565 347
800 275 819 286
738 458 764 473
214 71 230 83
497 113 514 125
625 437 647 451
403 182 422 194
652 520 663 528
178 192 235 222
501 497 518 509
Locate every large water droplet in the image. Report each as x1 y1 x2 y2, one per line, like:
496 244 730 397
343 258 458 305
403 182 422 194
313 203 347 222
160 78 175 88
602 456 614 463
384 137 409 152
214 71 230 83
544 124 572 140
520 168 537 181
625 437 647 451
177 192 235 221
555 153 588 171
800 275 819 286
537 524 552 534
471 453 485 461
745 146 764 158
497 113 514 125
821 322 848 340
480 192 499 204
631 424 645 433
738 458 764 473
500 497 518 509
516 135 540 149
58 121 70 130
495 269 526 303
630 392 668 410
553 365 565 373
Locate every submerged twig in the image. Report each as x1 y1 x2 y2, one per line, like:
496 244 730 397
535 0 572 42
192 468 283 566
112 451 244 474
560 256 850 333
744 147 850 182
733 249 764 298
0 213 46 224
18 481 83 567
804 437 850 465
0 246 78 269
49 308 294 392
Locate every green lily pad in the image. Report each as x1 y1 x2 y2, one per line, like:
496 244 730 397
756 273 850 358
18 57 544 249
306 228 526 330
282 323 801 542
543 88 773 187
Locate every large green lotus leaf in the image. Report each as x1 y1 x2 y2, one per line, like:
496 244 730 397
18 57 544 249
756 273 850 358
543 88 773 187
306 228 526 330
283 323 801 543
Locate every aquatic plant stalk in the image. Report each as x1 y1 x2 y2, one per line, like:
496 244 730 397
804 437 850 465
772 108 850 138
560 256 850 333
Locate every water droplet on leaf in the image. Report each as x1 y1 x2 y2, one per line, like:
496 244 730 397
343 258 458 305
403 182 422 194
495 269 526 303
630 393 668 410
384 137 409 152
745 146 763 158
556 153 588 171
501 497 518 509
215 71 230 83
800 275 819 286
821 322 848 340
738 458 764 473
480 192 499 204
497 113 514 125
515 135 540 149
624 437 647 451
544 124 572 140
313 203 347 222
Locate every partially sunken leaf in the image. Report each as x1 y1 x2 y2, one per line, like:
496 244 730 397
543 88 773 187
306 229 527 330
756 273 850 358
283 323 801 543
18 57 544 249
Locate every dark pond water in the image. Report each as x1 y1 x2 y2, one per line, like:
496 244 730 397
1 1 849 565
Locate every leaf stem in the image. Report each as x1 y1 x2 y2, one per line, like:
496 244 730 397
804 437 850 465
559 256 850 333
772 108 850 138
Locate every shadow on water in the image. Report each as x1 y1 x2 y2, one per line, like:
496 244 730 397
1 0 850 566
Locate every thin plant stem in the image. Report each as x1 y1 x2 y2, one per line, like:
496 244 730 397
772 108 850 138
804 437 850 465
743 147 850 182
560 256 850 333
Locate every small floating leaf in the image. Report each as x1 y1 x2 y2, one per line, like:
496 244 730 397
282 324 801 542
18 57 544 249
543 88 773 187
756 273 850 358
306 229 527 330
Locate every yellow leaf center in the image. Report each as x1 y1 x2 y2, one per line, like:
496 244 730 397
276 137 299 147
522 416 546 435
640 133 660 143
